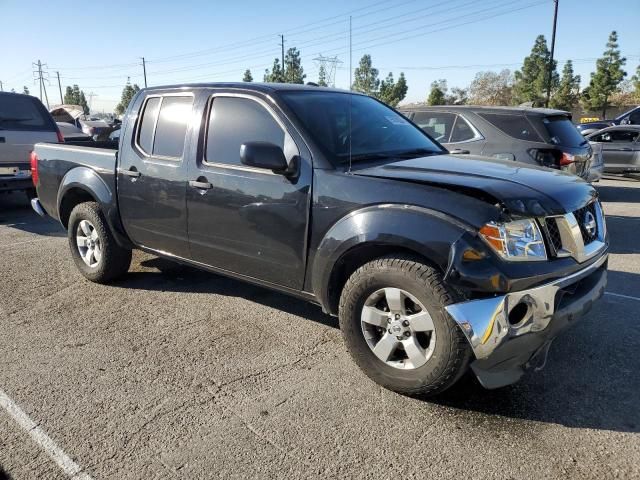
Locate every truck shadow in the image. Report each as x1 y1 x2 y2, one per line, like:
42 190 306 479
122 258 639 434
119 256 339 330
0 194 65 238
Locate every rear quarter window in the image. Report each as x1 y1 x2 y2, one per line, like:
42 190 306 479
543 116 588 147
0 94 54 131
478 112 542 142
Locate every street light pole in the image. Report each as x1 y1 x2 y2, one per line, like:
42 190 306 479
545 0 559 107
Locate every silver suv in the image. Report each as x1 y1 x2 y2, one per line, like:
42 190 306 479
0 92 59 198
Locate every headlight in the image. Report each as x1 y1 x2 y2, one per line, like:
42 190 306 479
479 219 547 261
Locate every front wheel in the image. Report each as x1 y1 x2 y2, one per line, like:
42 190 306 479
339 255 472 397
67 201 132 283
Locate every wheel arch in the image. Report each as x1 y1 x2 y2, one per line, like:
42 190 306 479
57 167 112 229
311 204 470 315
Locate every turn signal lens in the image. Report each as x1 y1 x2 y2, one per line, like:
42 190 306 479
479 224 506 255
560 152 575 166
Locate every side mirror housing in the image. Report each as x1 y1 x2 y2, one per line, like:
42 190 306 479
240 142 289 174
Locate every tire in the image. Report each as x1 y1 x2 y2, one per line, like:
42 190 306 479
67 201 132 283
339 255 473 397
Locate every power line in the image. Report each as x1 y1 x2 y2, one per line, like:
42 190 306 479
32 60 50 108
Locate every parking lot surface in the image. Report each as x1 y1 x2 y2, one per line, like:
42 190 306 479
0 177 639 479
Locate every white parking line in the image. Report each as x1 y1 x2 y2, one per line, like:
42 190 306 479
0 388 93 480
605 291 640 302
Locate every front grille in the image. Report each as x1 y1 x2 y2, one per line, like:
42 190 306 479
573 203 598 245
545 218 563 252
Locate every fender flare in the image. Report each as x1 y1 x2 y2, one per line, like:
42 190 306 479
311 204 472 313
57 166 113 217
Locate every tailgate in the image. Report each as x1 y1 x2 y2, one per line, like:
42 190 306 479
0 131 58 165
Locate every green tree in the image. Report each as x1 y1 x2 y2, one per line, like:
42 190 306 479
582 31 627 117
445 87 468 105
22 86 29 95
283 47 305 84
376 72 408 107
427 80 447 105
115 80 141 115
468 70 514 105
242 69 253 82
632 64 640 102
264 58 285 83
550 60 581 111
352 54 380 95
317 65 328 87
513 35 558 105
63 84 90 114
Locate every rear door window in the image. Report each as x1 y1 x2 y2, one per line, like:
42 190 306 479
136 95 193 158
478 113 542 142
411 112 455 142
542 115 587 147
0 94 53 131
152 96 193 158
592 130 639 143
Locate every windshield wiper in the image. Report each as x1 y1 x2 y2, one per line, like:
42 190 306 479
391 148 439 158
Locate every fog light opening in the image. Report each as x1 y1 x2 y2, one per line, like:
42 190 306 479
508 302 531 326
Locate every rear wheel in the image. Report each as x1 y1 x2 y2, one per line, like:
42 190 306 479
67 202 131 283
339 255 472 397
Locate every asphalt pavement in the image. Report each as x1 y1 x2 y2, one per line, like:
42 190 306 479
0 177 638 479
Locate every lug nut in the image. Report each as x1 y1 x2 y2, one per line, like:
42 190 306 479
388 329 392 334
387 318 392 324
395 314 401 320
404 331 411 337
402 320 410 327
396 336 404 341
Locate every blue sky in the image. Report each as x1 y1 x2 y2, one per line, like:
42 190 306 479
1 0 638 112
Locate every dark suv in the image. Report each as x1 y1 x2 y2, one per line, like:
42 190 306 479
400 105 592 179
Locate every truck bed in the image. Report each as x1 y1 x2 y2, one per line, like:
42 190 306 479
33 141 119 223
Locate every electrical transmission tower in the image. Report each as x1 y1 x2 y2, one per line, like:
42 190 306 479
32 60 51 108
313 55 342 87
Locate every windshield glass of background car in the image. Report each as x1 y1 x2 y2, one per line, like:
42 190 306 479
279 91 442 164
543 115 587 147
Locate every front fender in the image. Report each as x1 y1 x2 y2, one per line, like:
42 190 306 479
311 204 472 312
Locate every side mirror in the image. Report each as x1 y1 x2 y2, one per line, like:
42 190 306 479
240 142 289 174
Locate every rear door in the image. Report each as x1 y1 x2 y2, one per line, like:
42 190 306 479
0 93 57 168
186 91 311 289
117 92 195 257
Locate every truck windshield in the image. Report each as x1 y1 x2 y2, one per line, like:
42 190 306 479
543 115 588 147
279 91 443 165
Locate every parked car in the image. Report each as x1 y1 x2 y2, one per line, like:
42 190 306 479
587 141 604 182
30 83 608 396
0 91 61 198
400 105 593 180
586 125 640 174
49 105 114 141
576 106 640 135
56 122 93 143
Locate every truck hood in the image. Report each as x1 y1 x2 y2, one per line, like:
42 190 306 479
352 154 597 216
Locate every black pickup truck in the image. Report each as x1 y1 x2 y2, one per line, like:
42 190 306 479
30 83 609 396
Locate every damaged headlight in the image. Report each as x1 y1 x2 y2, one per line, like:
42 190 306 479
479 219 547 261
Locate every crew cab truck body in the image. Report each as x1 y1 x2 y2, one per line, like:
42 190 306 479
30 83 609 395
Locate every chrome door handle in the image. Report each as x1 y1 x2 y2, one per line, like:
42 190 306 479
189 180 213 190
120 168 141 177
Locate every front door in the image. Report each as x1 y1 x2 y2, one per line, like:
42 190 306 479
186 92 311 289
117 93 195 257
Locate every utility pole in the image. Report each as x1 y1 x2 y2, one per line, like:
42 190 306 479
87 92 97 112
56 71 63 104
545 0 559 107
313 55 343 88
279 35 285 79
141 57 147 88
33 60 50 108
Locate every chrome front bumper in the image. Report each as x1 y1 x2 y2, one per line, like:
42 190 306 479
445 253 608 388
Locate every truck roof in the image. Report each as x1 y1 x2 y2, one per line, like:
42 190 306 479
143 82 358 95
